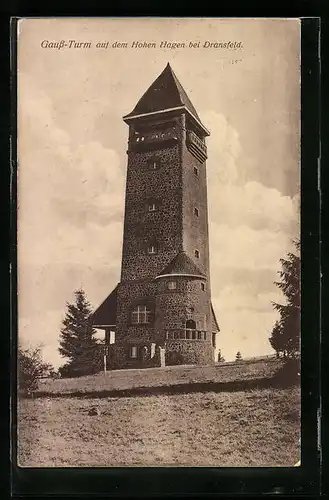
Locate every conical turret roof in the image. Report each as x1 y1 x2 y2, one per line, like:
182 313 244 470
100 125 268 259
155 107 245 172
123 63 201 123
156 251 206 279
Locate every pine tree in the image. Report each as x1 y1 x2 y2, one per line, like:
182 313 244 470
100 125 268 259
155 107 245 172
235 351 242 361
270 240 300 359
58 289 101 377
269 321 284 358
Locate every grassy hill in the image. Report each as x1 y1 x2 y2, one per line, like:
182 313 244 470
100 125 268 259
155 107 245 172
36 358 283 397
18 358 300 467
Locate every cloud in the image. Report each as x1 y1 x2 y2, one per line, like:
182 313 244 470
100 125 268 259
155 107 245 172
203 110 241 184
18 75 125 270
216 284 283 313
209 181 299 233
214 308 279 361
210 223 297 273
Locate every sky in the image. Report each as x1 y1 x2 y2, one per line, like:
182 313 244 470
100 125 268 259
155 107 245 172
17 18 301 367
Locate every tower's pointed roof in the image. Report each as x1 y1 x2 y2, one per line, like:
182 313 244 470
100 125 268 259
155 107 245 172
156 251 206 279
123 63 201 122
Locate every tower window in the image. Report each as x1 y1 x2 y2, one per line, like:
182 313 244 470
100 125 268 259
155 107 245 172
147 244 157 255
148 202 157 212
131 305 152 324
194 207 199 217
168 281 177 290
194 166 199 176
194 249 200 259
201 282 205 291
148 158 160 170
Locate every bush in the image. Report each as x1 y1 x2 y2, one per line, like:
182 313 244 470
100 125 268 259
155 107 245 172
18 346 53 395
273 358 300 387
165 350 184 366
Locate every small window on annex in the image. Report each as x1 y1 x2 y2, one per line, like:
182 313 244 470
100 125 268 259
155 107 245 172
130 346 138 359
194 249 200 259
168 281 177 290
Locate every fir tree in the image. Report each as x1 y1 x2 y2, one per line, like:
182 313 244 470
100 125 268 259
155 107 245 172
269 321 283 358
270 240 300 359
235 351 242 361
58 289 101 377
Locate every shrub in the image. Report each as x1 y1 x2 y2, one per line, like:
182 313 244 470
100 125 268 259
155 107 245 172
165 350 184 366
18 346 53 395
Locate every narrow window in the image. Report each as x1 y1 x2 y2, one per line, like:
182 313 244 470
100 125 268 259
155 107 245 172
201 282 205 291
147 244 157 255
194 207 199 217
168 281 177 290
186 307 194 316
194 249 200 259
197 331 202 340
148 203 157 212
194 166 199 176
130 346 138 359
148 158 160 170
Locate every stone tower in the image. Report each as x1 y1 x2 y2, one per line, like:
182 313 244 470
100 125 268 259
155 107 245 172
92 63 219 368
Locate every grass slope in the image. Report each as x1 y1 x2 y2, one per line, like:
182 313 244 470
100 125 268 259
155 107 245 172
37 358 282 396
18 386 300 467
17 359 300 467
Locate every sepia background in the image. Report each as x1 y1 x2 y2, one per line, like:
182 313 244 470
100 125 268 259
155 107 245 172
17 18 300 368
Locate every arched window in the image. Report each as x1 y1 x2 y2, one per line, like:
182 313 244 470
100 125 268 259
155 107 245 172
186 319 196 330
131 304 152 324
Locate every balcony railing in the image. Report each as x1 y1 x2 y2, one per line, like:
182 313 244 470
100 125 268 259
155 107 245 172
165 328 208 341
186 130 207 162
